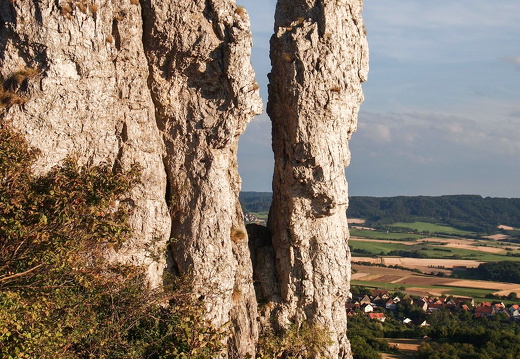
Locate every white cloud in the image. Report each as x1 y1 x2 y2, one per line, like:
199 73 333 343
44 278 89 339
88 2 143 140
348 110 520 196
504 56 520 69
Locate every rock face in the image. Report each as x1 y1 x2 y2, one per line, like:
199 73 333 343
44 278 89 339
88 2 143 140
267 0 368 357
0 0 171 287
141 1 262 356
1 0 260 356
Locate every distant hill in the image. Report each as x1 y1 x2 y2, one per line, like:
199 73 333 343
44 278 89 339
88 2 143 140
239 193 520 233
349 195 520 232
239 191 272 214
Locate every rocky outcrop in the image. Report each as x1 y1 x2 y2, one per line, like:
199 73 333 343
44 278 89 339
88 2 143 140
141 1 261 356
267 0 369 357
0 0 171 287
1 0 260 356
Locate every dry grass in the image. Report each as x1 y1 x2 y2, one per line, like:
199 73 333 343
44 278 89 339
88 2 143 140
232 285 242 302
89 3 98 12
76 1 87 14
231 228 246 243
6 67 39 91
0 90 27 108
60 2 73 18
0 67 38 109
235 6 246 19
282 53 294 63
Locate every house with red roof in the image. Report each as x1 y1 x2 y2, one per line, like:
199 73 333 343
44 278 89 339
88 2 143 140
475 305 495 318
368 312 386 322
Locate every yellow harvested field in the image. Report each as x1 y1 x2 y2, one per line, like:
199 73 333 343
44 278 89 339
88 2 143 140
495 287 520 296
353 256 482 271
484 234 511 240
347 218 365 224
385 338 424 356
419 237 519 253
445 279 520 291
443 242 504 253
352 263 520 297
351 237 416 245
498 225 515 230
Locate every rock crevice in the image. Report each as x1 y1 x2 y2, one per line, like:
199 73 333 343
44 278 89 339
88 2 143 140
1 1 261 356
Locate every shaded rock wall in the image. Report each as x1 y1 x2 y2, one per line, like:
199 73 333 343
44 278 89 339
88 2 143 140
267 0 368 357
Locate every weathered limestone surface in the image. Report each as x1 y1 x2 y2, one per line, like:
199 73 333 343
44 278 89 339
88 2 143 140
141 1 262 356
267 0 369 357
0 0 171 287
1 1 261 356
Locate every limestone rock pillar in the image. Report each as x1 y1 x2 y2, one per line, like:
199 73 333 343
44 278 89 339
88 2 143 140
267 0 368 357
141 1 262 356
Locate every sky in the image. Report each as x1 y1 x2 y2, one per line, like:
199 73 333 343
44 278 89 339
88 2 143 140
237 0 520 198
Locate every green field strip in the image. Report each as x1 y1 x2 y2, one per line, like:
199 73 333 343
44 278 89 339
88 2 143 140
350 228 426 240
390 221 474 236
350 238 520 261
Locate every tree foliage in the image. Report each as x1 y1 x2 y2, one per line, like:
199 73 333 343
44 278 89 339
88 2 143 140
471 261 520 284
257 322 332 359
0 125 227 358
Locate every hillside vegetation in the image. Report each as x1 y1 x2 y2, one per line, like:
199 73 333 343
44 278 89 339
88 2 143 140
349 195 520 233
0 126 227 358
240 192 520 235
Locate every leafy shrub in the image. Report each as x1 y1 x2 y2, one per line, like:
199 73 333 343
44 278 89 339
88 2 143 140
257 321 332 358
0 124 227 358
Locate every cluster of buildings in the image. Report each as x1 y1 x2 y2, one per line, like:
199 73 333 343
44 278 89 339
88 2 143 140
243 212 266 224
347 289 520 323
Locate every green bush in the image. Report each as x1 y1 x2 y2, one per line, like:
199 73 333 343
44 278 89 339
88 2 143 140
0 124 227 358
257 321 332 358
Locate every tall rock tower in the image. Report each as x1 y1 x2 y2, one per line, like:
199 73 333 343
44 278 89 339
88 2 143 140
141 1 262 356
267 0 369 357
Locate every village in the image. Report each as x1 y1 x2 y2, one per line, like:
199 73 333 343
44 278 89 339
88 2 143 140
347 288 520 325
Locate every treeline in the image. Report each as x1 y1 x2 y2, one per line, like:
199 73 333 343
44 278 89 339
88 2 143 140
348 195 520 232
468 261 520 284
239 191 272 213
239 193 520 233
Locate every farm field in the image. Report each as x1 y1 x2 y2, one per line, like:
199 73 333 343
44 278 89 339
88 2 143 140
350 228 425 240
390 221 474 236
349 237 520 262
381 339 425 359
351 264 520 299
352 256 482 272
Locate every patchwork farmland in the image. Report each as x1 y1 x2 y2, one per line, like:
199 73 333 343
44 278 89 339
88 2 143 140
349 218 520 298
